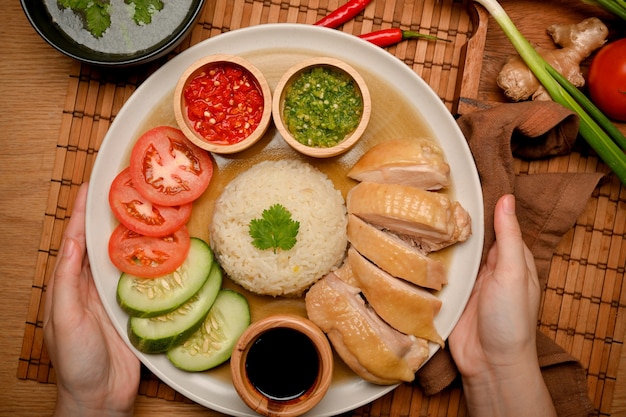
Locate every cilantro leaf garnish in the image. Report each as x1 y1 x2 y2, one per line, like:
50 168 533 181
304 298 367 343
84 1 111 38
56 0 164 38
249 204 300 253
58 0 111 38
127 0 164 25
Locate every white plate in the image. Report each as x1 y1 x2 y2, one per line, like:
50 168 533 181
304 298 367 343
86 23 484 416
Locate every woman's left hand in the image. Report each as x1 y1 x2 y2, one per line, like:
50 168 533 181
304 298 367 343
44 183 140 417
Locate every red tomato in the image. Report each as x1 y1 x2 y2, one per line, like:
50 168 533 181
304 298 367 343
108 224 191 278
129 126 214 206
109 167 192 237
587 38 626 122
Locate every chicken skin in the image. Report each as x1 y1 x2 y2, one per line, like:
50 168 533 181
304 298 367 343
348 248 444 346
305 273 429 385
347 214 447 290
346 181 471 252
347 138 451 190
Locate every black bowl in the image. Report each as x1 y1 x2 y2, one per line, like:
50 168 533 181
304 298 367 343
20 0 206 67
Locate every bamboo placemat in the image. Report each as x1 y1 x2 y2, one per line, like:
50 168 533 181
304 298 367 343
17 0 625 416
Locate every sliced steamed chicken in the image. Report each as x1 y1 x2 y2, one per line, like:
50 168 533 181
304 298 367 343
347 138 450 190
332 259 359 288
348 248 444 346
346 181 471 252
305 273 429 385
347 214 447 290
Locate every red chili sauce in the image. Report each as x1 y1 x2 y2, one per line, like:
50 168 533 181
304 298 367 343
183 64 265 145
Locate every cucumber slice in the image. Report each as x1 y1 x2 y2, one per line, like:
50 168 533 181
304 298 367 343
167 289 250 371
117 238 214 318
128 263 223 354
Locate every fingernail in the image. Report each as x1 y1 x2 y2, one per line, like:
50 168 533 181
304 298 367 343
502 194 516 215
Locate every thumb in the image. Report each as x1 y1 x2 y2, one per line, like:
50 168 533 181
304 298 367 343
493 194 528 279
46 237 84 324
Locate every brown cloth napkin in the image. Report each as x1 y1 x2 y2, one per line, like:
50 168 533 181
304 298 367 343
415 101 603 416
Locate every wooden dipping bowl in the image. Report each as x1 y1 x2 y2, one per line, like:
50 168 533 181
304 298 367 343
230 314 334 417
272 57 371 158
174 54 272 154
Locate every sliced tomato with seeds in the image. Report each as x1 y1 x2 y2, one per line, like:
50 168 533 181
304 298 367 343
129 126 214 207
109 168 192 237
108 224 191 278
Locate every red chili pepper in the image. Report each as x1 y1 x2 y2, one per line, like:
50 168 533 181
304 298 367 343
359 28 450 47
314 0 372 28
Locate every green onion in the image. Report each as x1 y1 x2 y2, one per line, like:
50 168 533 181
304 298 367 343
474 0 626 185
581 0 626 21
546 66 626 152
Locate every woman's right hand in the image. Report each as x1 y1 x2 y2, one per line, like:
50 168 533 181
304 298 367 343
449 194 556 417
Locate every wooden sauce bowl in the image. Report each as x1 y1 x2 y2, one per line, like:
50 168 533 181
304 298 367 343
272 57 371 158
230 314 333 417
174 54 272 154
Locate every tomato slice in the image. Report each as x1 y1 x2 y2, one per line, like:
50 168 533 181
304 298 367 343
108 224 191 278
129 126 214 206
109 168 192 237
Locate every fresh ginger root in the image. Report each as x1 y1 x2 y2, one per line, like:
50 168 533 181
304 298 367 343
497 17 609 101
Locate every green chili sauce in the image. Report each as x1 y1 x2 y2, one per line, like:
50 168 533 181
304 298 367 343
282 66 363 148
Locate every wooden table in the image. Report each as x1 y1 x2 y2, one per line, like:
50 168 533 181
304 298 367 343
2 0 625 415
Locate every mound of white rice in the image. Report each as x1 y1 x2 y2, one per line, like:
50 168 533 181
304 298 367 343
210 159 348 297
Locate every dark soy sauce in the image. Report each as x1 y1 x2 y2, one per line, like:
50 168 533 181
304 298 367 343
245 327 319 401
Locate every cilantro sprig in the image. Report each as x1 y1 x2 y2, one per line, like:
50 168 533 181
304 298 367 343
57 0 164 38
127 0 164 25
58 0 111 38
249 204 300 253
